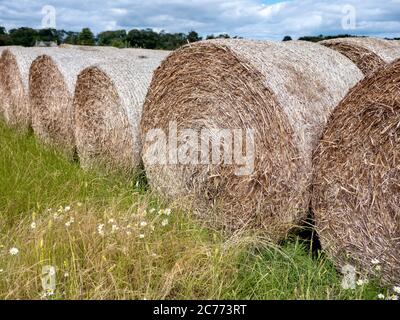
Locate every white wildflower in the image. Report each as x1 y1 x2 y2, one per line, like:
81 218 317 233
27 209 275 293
111 224 119 233
77 202 83 207
46 289 55 296
126 231 132 236
140 221 148 228
64 272 69 278
371 259 380 265
139 234 145 239
149 208 156 214
375 265 382 272
393 286 400 294
30 222 37 230
378 294 385 300
53 212 62 220
64 206 71 212
161 219 169 227
108 218 115 224
356 279 369 286
65 218 74 228
97 224 105 236
9 247 19 256
0 269 4 273
164 208 172 216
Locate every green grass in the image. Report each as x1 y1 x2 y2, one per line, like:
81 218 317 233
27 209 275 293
0 120 389 300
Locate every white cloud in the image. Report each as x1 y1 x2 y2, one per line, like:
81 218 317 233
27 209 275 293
0 0 398 40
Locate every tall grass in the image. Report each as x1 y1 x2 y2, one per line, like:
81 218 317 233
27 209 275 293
0 121 389 300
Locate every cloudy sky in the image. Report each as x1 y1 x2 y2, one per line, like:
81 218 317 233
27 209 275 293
0 0 399 40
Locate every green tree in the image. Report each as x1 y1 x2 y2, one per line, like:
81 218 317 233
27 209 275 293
37 28 60 43
282 35 292 41
127 28 159 49
206 34 232 40
158 31 186 50
187 31 202 43
77 28 96 46
0 26 10 46
8 27 38 46
298 34 354 43
63 31 79 45
110 39 127 48
98 30 127 47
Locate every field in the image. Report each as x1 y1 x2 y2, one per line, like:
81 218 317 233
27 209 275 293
0 120 389 300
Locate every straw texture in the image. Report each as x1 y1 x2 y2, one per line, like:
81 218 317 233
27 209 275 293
312 59 400 285
74 49 170 171
0 47 46 130
59 44 118 53
29 48 107 156
321 37 400 75
141 39 363 240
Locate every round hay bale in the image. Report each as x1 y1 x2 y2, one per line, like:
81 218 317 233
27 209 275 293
321 37 400 75
0 47 46 130
140 39 363 240
29 48 107 156
74 49 170 171
312 58 400 285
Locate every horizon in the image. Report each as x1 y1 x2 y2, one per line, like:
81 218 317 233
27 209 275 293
0 0 399 41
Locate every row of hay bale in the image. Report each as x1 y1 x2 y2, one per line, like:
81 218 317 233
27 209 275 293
0 46 170 165
0 37 399 286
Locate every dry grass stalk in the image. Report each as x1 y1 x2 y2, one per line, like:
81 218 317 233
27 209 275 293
140 39 363 241
321 37 400 75
0 47 46 130
312 59 400 285
29 48 109 156
74 49 170 171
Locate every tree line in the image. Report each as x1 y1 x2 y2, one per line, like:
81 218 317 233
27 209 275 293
1 27 398 50
0 26 240 50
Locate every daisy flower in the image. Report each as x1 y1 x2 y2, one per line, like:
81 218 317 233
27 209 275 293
9 247 19 256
